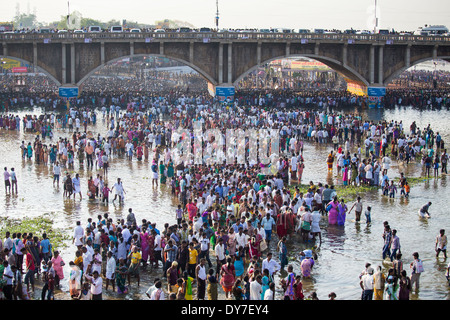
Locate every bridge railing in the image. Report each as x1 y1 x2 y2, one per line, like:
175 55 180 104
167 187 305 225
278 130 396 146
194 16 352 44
1 31 449 43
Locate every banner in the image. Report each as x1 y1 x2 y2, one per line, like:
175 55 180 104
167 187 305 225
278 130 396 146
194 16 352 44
215 86 235 102
367 87 386 108
0 58 21 70
59 87 79 98
207 82 215 97
345 78 367 96
12 67 27 73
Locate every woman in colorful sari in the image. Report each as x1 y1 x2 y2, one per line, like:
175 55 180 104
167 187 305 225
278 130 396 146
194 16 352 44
326 151 334 172
183 271 194 300
276 211 288 239
384 275 399 300
136 144 143 161
115 258 128 294
300 255 314 278
88 176 96 200
327 197 339 225
248 232 261 260
51 250 65 288
167 160 174 182
147 231 156 268
140 227 150 268
159 161 166 184
282 265 296 300
337 199 348 226
220 257 235 299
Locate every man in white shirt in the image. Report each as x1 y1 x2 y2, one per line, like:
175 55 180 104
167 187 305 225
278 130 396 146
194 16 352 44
72 221 84 250
153 230 162 266
82 246 93 275
235 227 248 251
85 269 103 300
360 267 374 300
53 162 61 187
262 252 280 278
105 251 116 291
264 282 275 300
250 275 263 300
214 238 226 273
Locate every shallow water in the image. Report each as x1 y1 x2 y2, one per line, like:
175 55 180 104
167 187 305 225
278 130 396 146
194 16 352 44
1 105 450 300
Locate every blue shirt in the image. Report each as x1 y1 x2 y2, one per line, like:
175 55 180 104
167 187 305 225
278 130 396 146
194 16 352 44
261 216 276 231
40 238 51 254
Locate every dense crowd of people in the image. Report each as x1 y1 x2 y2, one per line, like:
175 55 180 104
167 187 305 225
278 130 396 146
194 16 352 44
0 83 449 301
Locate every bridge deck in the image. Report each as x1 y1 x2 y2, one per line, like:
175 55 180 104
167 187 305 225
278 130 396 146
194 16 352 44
1 31 449 44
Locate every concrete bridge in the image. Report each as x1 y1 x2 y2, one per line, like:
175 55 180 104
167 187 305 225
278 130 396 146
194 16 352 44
1 31 450 90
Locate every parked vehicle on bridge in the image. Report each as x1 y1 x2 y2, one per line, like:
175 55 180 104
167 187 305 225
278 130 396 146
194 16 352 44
73 30 84 33
344 29 356 34
297 29 310 34
378 29 390 35
39 28 51 34
178 27 192 32
130 28 141 33
313 28 325 34
414 25 449 36
154 28 166 33
200 27 211 32
88 26 102 32
259 29 270 33
356 30 371 34
110 26 123 32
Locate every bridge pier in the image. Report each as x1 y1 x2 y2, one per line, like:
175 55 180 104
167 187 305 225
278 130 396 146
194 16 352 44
378 45 384 85
130 42 134 56
342 44 348 67
101 42 105 65
33 42 37 73
218 43 223 84
228 43 232 84
405 44 411 68
70 43 75 84
62 44 66 84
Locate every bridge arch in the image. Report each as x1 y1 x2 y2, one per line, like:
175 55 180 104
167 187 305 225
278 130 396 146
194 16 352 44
77 53 215 88
384 56 450 86
233 54 370 88
0 55 61 87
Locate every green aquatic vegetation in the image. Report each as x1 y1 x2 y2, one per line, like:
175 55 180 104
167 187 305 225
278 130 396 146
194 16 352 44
332 185 378 201
289 184 379 202
392 175 444 186
0 214 71 251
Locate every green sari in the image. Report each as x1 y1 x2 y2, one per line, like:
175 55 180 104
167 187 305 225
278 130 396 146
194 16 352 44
116 264 128 294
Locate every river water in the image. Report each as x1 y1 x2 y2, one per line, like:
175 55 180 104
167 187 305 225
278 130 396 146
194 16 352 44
1 104 449 300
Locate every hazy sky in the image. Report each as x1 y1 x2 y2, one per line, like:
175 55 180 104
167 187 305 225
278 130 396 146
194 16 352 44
3 0 449 31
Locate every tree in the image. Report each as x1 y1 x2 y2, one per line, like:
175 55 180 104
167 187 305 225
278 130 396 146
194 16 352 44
14 13 40 29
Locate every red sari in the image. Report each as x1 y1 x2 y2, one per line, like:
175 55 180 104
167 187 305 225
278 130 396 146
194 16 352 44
220 263 235 292
276 213 288 238
147 234 155 264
